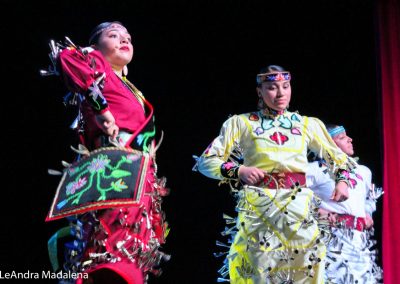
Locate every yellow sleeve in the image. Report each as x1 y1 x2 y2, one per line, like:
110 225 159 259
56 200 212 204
306 117 354 175
196 115 243 180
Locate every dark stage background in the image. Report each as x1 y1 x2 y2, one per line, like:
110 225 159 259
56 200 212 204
0 0 382 283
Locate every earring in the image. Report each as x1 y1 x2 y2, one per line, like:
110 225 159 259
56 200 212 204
257 97 265 110
122 65 128 76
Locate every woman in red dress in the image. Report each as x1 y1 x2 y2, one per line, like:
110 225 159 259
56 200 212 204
44 21 169 284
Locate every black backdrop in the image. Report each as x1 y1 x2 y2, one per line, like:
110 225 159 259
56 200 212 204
0 0 382 283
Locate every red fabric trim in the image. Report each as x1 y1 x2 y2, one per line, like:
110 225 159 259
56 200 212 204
45 201 142 222
99 218 112 237
336 214 366 232
77 262 143 284
99 107 110 114
258 172 306 189
124 98 154 148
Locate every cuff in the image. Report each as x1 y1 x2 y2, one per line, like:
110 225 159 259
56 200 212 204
220 162 240 179
335 169 350 186
98 107 110 114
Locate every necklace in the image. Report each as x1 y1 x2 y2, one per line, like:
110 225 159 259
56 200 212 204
114 71 145 110
262 106 286 119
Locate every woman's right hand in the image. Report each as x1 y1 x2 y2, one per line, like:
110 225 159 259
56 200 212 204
238 166 265 185
318 208 338 224
331 181 349 202
95 110 119 139
365 213 374 229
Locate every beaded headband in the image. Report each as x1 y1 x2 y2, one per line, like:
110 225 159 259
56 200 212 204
256 72 291 84
89 22 127 45
328 126 345 137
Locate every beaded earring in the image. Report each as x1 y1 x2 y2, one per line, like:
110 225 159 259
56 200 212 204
257 98 265 110
122 65 128 77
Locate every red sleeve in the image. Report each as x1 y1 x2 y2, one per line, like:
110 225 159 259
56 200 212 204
58 48 107 93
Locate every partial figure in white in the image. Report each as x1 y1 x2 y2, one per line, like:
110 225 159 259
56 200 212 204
307 124 383 283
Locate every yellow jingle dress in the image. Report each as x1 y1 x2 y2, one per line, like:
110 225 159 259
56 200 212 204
196 108 352 284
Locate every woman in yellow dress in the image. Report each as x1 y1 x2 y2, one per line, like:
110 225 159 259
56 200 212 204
195 65 355 283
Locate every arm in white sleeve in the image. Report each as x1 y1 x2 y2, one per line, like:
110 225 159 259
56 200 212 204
362 166 377 215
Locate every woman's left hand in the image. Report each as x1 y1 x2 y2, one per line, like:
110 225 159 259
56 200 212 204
238 166 265 185
318 208 338 225
331 181 349 202
95 110 119 139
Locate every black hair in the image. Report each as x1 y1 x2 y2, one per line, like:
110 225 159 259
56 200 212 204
257 65 287 86
325 124 340 133
88 21 124 45
259 65 286 74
